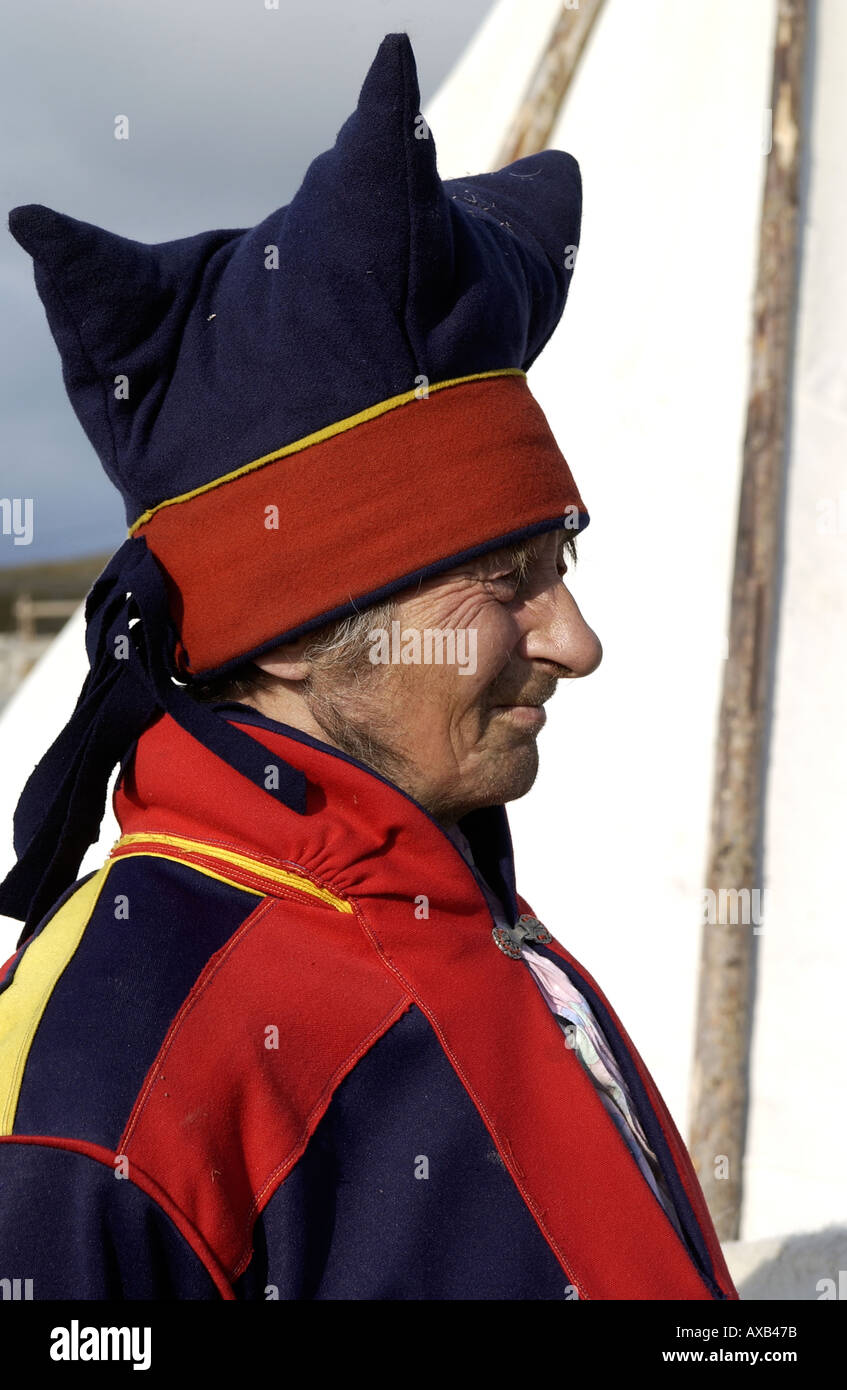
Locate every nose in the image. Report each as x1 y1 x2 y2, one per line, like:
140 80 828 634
517 583 603 678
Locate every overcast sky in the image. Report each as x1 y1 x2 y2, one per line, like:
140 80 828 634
0 0 494 563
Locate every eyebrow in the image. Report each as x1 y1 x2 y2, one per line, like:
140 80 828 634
478 529 578 580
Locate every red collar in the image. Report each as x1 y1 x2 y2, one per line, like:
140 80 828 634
114 703 519 931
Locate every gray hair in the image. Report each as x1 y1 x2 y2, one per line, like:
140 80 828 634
188 596 397 705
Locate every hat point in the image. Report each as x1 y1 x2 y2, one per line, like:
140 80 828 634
357 29 420 114
8 203 60 256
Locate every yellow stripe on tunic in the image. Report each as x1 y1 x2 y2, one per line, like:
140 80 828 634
0 863 115 1135
112 832 353 913
0 835 353 1133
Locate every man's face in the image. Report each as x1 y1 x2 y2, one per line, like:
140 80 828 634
252 527 602 826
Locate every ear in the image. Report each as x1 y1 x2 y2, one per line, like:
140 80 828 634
252 634 313 682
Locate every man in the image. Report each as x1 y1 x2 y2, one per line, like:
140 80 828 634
0 32 737 1300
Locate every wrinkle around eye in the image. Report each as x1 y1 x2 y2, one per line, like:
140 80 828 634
486 563 569 597
482 573 521 599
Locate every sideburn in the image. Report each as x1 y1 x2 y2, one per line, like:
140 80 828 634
302 661 417 792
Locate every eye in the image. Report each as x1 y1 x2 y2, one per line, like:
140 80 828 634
485 569 521 593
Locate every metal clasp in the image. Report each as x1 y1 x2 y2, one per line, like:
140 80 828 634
492 913 552 957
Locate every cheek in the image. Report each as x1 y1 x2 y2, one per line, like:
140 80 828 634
471 603 520 669
450 605 518 703
388 594 519 715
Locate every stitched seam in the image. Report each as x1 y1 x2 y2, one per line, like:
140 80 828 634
229 993 413 1279
539 933 721 1297
346 899 590 1300
111 832 351 910
115 827 302 868
110 847 343 914
0 1134 234 1299
110 849 265 898
399 35 424 377
120 898 278 1150
111 839 350 910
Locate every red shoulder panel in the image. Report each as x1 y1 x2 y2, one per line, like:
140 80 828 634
120 894 411 1278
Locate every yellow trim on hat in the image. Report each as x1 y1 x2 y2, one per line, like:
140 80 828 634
127 367 526 534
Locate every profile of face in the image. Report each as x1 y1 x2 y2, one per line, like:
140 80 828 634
251 527 602 827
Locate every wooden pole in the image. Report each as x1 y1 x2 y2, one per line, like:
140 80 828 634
688 0 809 1241
495 0 607 166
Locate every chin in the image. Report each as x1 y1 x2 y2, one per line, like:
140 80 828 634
482 743 540 807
